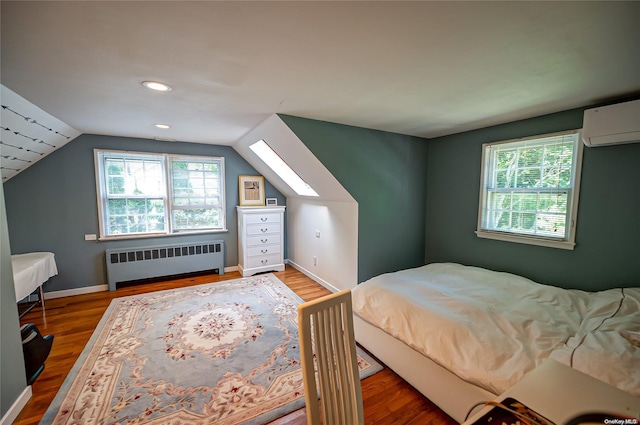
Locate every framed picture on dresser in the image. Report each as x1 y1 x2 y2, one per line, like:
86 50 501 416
239 175 265 206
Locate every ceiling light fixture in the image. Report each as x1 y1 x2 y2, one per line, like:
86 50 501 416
142 81 172 92
154 123 171 129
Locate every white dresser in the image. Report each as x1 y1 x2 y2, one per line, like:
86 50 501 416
237 206 285 277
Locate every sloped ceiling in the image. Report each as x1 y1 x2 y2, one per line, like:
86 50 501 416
1 1 639 148
235 114 354 202
0 85 80 181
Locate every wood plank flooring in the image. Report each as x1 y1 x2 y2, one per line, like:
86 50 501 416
14 265 457 425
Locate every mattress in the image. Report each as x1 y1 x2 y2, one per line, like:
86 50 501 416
12 251 58 301
352 262 640 396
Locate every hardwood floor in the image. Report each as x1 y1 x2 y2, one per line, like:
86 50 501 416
14 265 457 425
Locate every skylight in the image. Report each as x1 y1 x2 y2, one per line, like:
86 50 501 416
249 139 319 197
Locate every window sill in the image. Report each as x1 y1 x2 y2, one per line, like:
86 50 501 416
475 230 575 250
98 228 228 242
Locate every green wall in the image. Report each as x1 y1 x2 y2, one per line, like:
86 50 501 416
426 107 640 290
1 181 28 419
3 134 285 292
5 110 637 296
279 115 429 283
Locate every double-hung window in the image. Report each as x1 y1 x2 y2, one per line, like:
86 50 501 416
476 130 583 250
95 150 226 239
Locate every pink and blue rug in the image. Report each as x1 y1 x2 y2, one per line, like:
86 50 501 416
41 274 381 425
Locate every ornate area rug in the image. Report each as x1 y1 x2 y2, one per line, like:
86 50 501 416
41 274 382 425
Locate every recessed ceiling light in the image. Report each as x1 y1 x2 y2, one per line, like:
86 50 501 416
142 81 172 92
154 123 171 129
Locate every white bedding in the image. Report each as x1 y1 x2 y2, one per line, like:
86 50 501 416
352 262 640 396
549 287 640 396
12 252 58 301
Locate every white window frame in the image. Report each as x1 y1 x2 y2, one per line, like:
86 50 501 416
94 149 226 240
476 130 583 250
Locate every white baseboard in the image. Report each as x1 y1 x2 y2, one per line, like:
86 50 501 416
41 267 237 300
286 260 339 293
0 385 32 425
44 284 109 299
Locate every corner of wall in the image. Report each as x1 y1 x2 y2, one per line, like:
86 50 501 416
0 181 29 419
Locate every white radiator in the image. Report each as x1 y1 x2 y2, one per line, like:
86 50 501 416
105 240 224 291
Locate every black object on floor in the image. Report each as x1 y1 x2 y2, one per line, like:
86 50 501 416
21 323 54 385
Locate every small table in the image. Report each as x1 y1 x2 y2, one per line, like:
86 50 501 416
13 252 58 317
463 359 640 425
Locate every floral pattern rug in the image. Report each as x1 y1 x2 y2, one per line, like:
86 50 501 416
41 274 382 425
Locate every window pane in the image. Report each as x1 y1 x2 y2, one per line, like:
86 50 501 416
173 177 189 189
496 193 511 208
497 149 516 167
173 188 190 197
559 167 572 187
170 157 224 230
127 199 147 214
109 219 128 235
107 176 125 195
543 142 573 166
512 212 536 233
190 188 206 198
537 213 565 237
495 170 511 188
102 153 167 236
97 150 225 237
479 131 579 243
517 147 543 168
486 190 568 239
107 199 126 215
172 208 221 230
538 193 567 211
516 168 541 188
105 158 164 197
513 193 538 211
106 198 166 235
495 211 511 230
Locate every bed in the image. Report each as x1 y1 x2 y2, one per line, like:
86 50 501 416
12 252 58 314
351 262 640 423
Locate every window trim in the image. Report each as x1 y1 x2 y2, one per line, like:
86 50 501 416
94 149 227 241
475 129 584 250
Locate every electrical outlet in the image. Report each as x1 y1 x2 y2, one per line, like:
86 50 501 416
315 230 320 238
313 256 317 266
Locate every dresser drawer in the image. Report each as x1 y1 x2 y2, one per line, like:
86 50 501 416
247 245 281 257
244 212 281 225
246 234 280 247
246 254 282 269
246 223 281 236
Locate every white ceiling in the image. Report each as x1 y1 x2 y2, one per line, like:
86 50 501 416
1 1 639 147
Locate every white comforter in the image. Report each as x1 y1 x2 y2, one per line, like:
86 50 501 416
549 286 640 396
352 263 640 396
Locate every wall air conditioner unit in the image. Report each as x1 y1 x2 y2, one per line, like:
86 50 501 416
582 99 640 147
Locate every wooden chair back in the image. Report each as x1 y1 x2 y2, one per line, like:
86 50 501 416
298 289 364 425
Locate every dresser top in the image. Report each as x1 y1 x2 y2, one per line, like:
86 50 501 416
237 206 285 212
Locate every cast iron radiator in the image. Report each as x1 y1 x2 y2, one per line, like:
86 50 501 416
105 240 224 291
